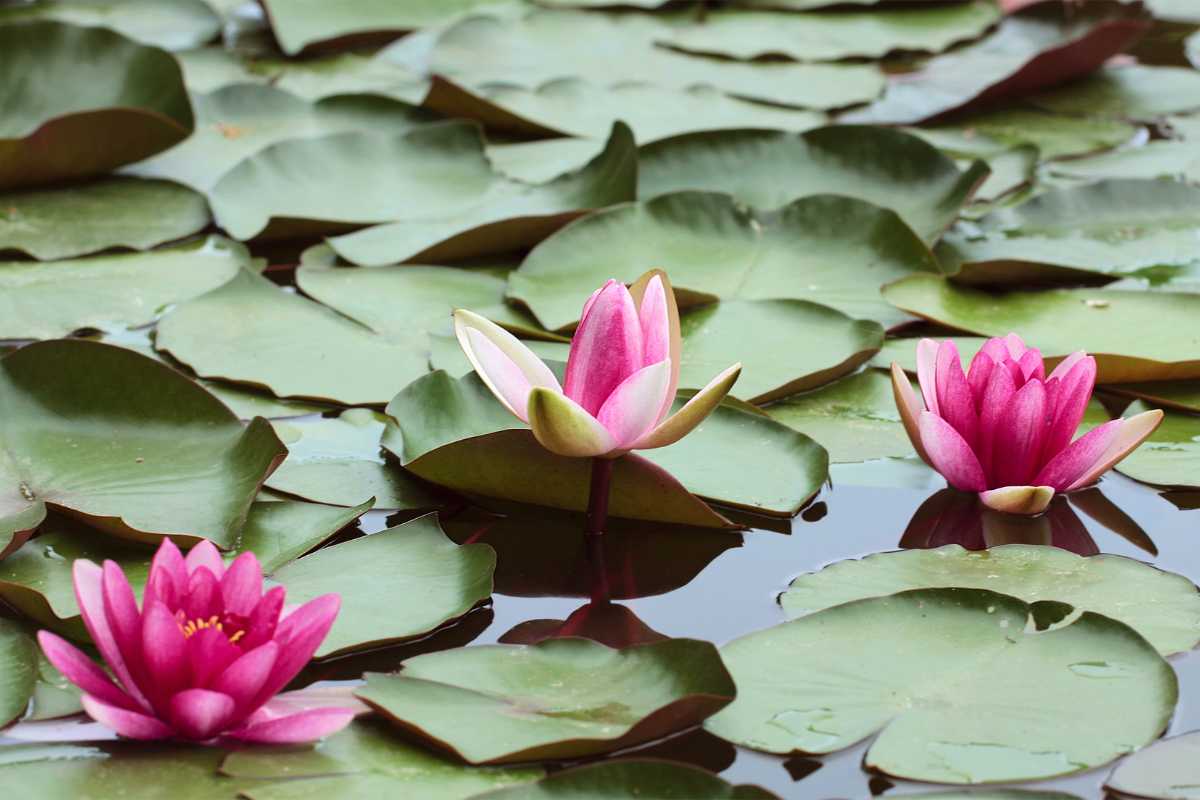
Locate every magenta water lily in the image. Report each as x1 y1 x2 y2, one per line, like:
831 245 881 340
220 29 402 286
892 334 1163 515
38 539 356 744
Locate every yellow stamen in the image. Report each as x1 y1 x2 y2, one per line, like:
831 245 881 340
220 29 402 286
177 615 245 643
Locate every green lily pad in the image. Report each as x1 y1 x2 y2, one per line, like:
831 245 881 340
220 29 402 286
882 274 1200 382
0 236 248 340
413 10 884 110
637 127 985 245
127 86 436 192
470 760 780 800
0 177 209 261
26 645 82 721
1107 381 1200 415
0 340 283 549
0 21 193 190
873 336 989 374
267 410 442 510
0 0 221 51
272 513 496 658
663 1 1000 62
156 269 429 406
1029 64 1200 121
486 138 609 183
1042 141 1200 185
781 544 1200 656
508 192 938 332
938 180 1200 285
389 370 827 522
767 369 915 463
358 637 735 764
0 618 36 728
0 743 241 798
678 299 883 403
1105 731 1200 800
706 588 1176 783
224 719 543 800
205 382 335 421
1109 402 1200 489
842 4 1147 125
0 501 371 640
911 107 1139 160
459 79 825 141
970 145 1037 203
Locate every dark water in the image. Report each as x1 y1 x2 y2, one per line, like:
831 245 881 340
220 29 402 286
6 471 1197 799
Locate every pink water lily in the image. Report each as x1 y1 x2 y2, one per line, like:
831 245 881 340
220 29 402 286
892 334 1163 515
454 269 741 459
38 539 355 744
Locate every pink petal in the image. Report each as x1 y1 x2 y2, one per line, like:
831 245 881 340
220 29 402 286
145 539 187 610
635 363 740 451
212 642 278 718
101 561 144 697
918 411 988 492
563 280 643 416
220 552 263 618
1017 348 1045 382
464 328 538 423
991 379 1049 488
453 309 562 423
916 338 940 415
596 359 673 450
638 274 675 425
890 363 931 465
975 362 1018 482
935 340 978 450
1003 332 1030 360
81 694 173 741
185 540 225 579
73 560 150 710
253 594 340 709
1041 356 1097 463
37 631 137 711
1065 409 1164 491
980 335 1012 364
184 568 221 621
1047 350 1088 382
978 485 1055 516
187 626 242 688
169 688 236 741
1033 420 1120 491
240 585 285 652
227 707 355 744
965 352 994 412
141 600 189 707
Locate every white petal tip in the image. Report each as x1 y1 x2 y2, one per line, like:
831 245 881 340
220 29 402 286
979 485 1056 516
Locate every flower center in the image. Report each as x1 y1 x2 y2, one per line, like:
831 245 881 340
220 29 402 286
176 611 249 644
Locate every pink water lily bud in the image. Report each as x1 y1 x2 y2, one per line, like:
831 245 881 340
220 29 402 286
38 539 356 744
892 333 1163 516
454 270 741 459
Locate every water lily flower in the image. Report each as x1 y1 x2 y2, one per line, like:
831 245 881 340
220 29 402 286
38 539 356 744
891 334 1162 515
453 270 741 460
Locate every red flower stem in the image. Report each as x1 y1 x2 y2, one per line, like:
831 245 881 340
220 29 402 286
586 456 614 537
585 523 611 605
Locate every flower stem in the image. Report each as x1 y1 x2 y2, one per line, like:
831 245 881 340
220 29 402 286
585 525 611 605
586 456 614 537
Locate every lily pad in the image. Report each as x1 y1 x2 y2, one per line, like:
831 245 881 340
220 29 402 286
413 10 884 110
0 21 193 190
508 192 939 331
206 382 335 421
156 269 429 406
1041 140 1200 185
0 743 240 798
0 339 283 549
938 180 1200 285
1109 402 1200 489
911 107 1139 160
389 370 827 522
663 1 1000 62
706 588 1176 783
0 501 372 640
873 336 989 374
357 637 735 764
0 0 221 51
471 760 780 800
767 369 915 463
1029 64 1200 120
0 236 248 340
224 719 543 800
842 3 1148 124
0 177 209 261
882 274 1200 382
128 86 436 192
1105 731 1200 800
267 409 442 510
272 514 496 658
637 127 985 245
781 544 1200 656
0 618 36 728
1106 381 1200 415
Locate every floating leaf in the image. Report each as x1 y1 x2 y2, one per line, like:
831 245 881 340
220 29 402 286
0 21 193 190
873 336 989 374
706 588 1176 783
509 192 938 331
781 544 1200 656
0 236 248 340
911 107 1140 160
486 138 609 183
883 274 1200 382
156 269 429 406
206 382 335 421
0 177 208 261
0 0 221 50
471 760 780 800
1029 64 1200 120
237 499 372 573
26 645 82 721
410 10 884 110
663 1 1000 62
1105 731 1200 800
1110 402 1200 489
1042 140 1200 185
390 370 827 522
939 180 1200 285
0 743 240 798
1107 381 1200 415
637 127 985 245
358 637 735 764
842 3 1148 125
0 618 36 728
224 719 542 800
0 340 283 549
272 514 495 658
267 409 442 510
